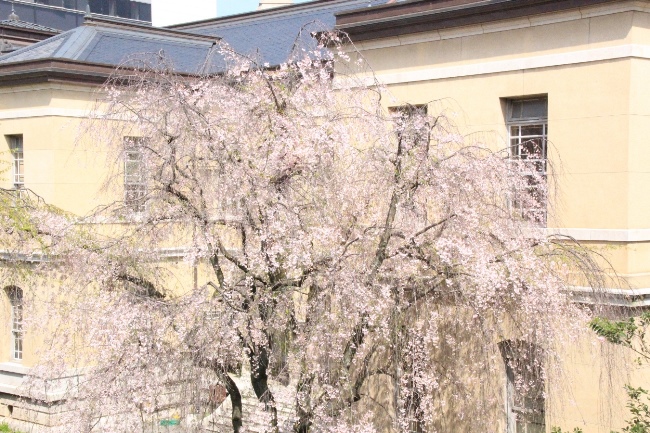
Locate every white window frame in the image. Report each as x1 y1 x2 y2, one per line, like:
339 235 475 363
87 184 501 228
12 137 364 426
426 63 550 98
124 137 146 214
506 98 548 225
8 135 24 189
6 287 23 361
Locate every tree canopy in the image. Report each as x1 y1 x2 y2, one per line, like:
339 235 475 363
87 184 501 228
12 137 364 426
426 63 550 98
14 38 605 433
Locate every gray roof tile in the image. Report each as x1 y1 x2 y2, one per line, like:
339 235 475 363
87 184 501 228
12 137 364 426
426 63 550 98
0 18 222 73
0 19 61 33
179 0 390 66
0 31 70 63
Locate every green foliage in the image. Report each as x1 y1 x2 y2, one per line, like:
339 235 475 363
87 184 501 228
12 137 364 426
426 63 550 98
590 316 638 347
590 313 650 365
621 386 650 433
587 313 650 433
0 423 21 433
551 427 583 433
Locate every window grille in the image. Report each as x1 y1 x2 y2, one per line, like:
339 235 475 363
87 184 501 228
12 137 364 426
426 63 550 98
6 287 23 361
507 98 548 225
124 137 146 213
8 135 24 188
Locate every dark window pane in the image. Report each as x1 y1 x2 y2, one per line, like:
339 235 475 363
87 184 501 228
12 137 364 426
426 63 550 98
519 138 545 159
509 99 547 121
520 125 544 136
510 100 524 120
116 0 130 18
138 3 151 21
89 0 109 14
521 99 547 119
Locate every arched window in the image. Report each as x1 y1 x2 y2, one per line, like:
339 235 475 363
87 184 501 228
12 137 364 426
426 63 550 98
498 340 545 433
5 286 23 361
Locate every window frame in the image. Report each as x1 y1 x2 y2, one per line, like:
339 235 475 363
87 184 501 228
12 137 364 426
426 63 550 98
499 340 546 433
8 135 24 189
506 97 548 225
123 137 147 214
5 286 23 361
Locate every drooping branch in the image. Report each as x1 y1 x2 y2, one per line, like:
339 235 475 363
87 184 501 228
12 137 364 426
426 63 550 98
369 134 405 280
342 314 369 374
116 273 164 298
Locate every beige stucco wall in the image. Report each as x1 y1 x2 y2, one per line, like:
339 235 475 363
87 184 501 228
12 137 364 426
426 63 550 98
0 83 110 216
347 5 650 280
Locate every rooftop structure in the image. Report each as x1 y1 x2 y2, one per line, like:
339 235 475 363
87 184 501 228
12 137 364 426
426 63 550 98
0 5 60 52
0 0 151 34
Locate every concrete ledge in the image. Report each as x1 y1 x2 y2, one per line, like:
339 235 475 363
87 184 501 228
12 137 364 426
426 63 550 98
547 228 650 242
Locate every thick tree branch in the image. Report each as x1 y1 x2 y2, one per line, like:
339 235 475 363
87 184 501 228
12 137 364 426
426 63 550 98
117 273 164 298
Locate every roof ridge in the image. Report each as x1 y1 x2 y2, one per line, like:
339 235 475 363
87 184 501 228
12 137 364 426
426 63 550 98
0 31 69 63
83 15 220 42
54 26 96 59
168 0 372 30
0 18 62 33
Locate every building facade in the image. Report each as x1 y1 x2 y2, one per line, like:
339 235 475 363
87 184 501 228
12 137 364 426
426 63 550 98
1 0 648 431
336 0 650 431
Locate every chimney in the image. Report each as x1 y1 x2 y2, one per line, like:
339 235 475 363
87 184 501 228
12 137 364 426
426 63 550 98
257 0 293 11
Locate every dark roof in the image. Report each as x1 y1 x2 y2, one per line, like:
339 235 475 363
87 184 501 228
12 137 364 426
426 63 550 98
172 0 392 67
0 16 224 74
0 0 393 77
0 18 61 34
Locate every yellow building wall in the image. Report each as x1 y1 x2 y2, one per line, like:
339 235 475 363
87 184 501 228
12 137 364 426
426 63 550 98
0 83 111 216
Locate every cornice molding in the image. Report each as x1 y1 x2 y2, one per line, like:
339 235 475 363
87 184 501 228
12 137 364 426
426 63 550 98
571 286 650 308
336 0 641 42
348 1 650 51
0 59 115 87
548 227 650 243
348 44 650 86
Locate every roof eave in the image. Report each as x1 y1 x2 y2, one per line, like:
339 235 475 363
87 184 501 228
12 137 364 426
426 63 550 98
168 0 349 30
0 58 115 87
82 15 221 42
0 58 224 87
336 0 620 42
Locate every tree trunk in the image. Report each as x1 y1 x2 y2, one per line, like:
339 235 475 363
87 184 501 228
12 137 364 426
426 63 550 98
293 373 313 433
215 369 243 433
249 346 279 433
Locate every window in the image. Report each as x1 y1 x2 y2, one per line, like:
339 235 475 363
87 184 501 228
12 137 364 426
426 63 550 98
89 0 110 15
8 135 24 189
390 104 429 145
124 137 146 213
115 0 131 18
137 3 151 22
5 287 23 361
499 340 545 433
507 98 548 225
63 0 78 9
